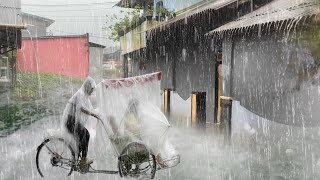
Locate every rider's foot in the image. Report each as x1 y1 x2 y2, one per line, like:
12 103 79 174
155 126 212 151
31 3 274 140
80 157 93 166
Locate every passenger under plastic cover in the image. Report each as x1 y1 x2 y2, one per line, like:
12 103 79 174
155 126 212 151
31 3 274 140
94 72 180 169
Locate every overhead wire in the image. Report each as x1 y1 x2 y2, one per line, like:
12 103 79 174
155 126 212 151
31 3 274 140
24 8 115 12
22 2 118 7
48 29 110 39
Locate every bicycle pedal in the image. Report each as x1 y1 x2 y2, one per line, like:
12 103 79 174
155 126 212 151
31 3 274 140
79 165 89 173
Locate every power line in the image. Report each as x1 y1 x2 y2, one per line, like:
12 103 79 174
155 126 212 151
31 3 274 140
24 7 117 12
49 30 110 39
54 19 108 20
53 20 109 22
53 19 110 21
53 17 109 19
22 2 118 7
41 16 109 17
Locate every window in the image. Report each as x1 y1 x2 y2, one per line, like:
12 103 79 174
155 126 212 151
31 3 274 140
0 56 9 81
156 1 163 8
155 1 165 21
0 68 6 78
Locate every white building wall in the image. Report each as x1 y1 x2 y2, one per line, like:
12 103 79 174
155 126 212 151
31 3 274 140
89 46 104 82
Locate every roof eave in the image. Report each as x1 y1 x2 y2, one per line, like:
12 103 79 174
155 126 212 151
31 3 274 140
207 0 320 36
0 24 26 29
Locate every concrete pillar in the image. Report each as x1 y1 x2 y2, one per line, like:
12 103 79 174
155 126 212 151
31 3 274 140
220 96 233 142
191 92 206 129
123 55 128 78
163 89 171 117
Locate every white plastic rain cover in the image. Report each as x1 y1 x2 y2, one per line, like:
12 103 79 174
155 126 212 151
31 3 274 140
95 72 170 156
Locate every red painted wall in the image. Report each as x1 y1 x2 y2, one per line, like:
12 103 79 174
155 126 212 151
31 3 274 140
17 36 89 79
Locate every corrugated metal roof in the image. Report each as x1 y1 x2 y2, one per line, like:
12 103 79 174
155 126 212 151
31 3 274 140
0 0 21 8
0 0 23 26
147 0 237 31
89 42 106 48
208 0 320 35
21 12 55 27
22 34 88 40
21 34 106 47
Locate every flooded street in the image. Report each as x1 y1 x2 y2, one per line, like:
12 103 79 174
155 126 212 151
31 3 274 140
2 94 320 180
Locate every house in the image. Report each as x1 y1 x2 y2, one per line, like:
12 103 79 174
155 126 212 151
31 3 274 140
118 0 320 128
115 0 183 77
207 0 320 126
102 47 122 78
20 12 55 38
116 0 273 127
0 55 9 83
0 0 24 89
17 34 105 81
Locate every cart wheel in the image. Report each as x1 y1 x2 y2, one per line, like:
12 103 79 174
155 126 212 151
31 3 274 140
118 160 123 177
150 154 157 179
118 158 128 177
36 138 76 177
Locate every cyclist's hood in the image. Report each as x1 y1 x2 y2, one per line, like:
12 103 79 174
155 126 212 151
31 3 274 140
81 76 96 96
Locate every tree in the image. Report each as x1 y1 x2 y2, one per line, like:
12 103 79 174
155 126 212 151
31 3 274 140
104 5 142 41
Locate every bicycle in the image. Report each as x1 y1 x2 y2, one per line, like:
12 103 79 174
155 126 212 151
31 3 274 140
35 118 158 179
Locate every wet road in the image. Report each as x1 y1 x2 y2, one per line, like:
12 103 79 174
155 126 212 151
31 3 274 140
0 114 231 180
2 97 320 180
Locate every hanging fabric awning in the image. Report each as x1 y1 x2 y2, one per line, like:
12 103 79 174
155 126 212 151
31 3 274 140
208 0 320 35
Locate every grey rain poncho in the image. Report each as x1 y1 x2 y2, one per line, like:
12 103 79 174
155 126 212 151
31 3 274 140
61 76 97 131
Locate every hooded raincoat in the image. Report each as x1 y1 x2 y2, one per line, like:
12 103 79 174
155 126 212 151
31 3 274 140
61 77 96 157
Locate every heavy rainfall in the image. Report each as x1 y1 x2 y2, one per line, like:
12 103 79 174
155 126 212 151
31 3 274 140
0 0 320 179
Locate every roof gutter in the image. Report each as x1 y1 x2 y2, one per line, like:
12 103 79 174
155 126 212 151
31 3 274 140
0 24 26 29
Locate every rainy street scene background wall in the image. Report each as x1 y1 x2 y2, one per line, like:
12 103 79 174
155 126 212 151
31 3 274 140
1 0 320 179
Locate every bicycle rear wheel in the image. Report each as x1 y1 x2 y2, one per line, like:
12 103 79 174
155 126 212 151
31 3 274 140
36 138 76 177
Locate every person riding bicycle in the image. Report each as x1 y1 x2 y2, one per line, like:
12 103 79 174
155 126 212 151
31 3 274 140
61 76 100 167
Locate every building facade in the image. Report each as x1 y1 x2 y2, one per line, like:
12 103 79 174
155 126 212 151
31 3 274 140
21 12 55 38
209 0 320 126
89 42 106 82
17 34 105 81
0 0 23 88
117 0 320 127
119 0 271 125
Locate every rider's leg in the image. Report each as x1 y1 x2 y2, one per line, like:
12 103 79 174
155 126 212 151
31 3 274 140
79 127 90 157
77 125 92 166
66 116 82 159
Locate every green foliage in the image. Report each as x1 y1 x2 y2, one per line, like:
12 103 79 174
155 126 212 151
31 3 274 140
0 103 52 136
105 5 174 41
13 72 82 100
155 6 173 16
297 24 320 82
301 25 320 66
0 72 83 135
105 5 143 41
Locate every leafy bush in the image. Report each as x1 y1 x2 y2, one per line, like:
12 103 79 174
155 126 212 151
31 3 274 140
13 72 82 100
0 103 52 136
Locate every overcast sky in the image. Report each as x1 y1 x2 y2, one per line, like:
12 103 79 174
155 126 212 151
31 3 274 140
21 0 125 47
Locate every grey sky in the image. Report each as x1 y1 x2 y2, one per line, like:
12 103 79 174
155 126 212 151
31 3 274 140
21 0 125 47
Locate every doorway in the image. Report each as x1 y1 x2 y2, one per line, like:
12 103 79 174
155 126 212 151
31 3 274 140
191 92 206 128
214 52 223 124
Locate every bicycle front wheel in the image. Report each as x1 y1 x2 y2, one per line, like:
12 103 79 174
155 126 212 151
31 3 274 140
36 138 76 177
